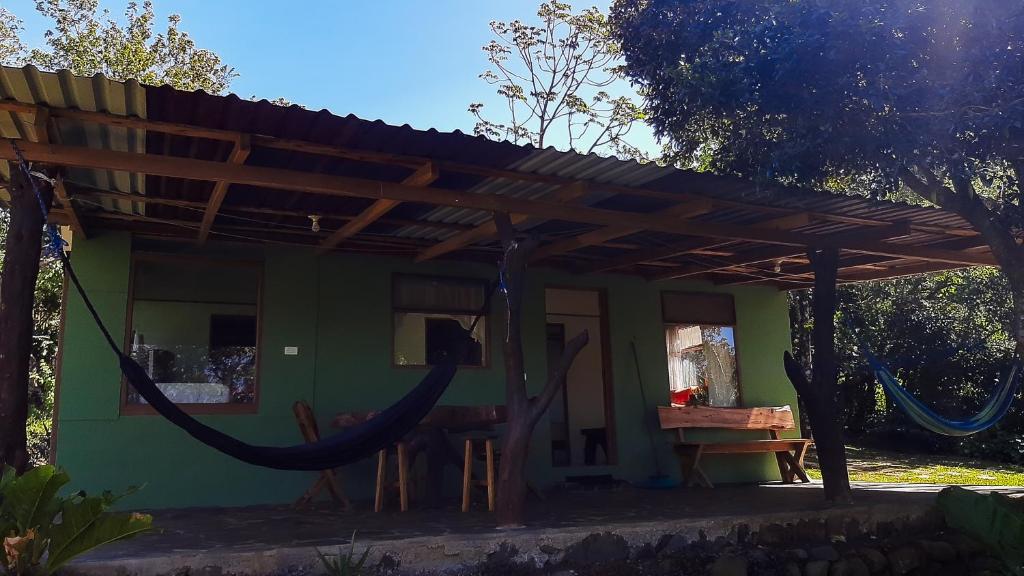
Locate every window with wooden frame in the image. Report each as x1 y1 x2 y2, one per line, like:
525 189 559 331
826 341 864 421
123 254 262 414
661 292 740 408
392 274 487 367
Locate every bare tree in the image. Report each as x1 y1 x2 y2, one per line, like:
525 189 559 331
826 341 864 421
470 1 645 159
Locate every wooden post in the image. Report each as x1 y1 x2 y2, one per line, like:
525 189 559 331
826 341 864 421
0 161 54 472
492 213 589 527
783 247 852 503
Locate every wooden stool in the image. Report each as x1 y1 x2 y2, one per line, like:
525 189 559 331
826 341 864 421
461 436 497 512
292 401 351 510
374 442 410 512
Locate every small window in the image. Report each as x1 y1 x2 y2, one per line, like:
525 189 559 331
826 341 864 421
662 292 740 407
126 255 261 412
393 275 487 367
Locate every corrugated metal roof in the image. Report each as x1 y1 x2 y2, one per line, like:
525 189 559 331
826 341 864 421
0 65 990 286
0 66 146 212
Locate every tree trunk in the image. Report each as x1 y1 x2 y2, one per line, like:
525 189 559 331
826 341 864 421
783 247 852 503
0 162 53 473
492 214 589 527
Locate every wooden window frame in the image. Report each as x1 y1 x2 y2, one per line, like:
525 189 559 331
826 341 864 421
660 291 744 407
390 273 490 369
120 252 264 416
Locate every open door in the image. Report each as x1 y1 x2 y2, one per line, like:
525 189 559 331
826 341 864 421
545 288 615 466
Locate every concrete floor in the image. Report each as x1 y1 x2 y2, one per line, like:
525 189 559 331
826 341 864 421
68 482 1024 576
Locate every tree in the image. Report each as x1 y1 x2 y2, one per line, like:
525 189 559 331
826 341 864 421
470 1 645 158
611 0 1024 501
28 0 235 93
0 0 234 470
492 215 588 526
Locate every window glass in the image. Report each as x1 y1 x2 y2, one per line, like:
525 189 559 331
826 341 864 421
665 324 739 407
392 275 487 367
127 257 260 407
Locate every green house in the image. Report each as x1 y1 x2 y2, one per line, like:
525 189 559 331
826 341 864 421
0 67 989 509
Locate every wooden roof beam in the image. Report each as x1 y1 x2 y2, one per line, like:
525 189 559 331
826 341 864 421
30 108 88 239
652 222 913 281
0 101 978 241
197 135 250 244
586 212 813 274
414 181 589 263
0 141 995 267
317 162 439 254
532 197 714 261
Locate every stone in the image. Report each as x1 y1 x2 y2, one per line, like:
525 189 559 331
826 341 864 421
969 555 1006 573
539 544 561 555
829 557 870 576
757 523 789 547
886 545 922 575
942 531 984 558
783 561 802 576
562 532 630 566
917 540 957 563
805 559 831 576
709 555 748 576
856 547 887 573
810 545 840 562
657 534 688 557
787 548 810 561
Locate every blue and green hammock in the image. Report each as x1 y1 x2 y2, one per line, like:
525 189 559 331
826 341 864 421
857 344 1021 437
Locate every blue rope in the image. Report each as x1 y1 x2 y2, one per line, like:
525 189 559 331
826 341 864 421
9 140 66 258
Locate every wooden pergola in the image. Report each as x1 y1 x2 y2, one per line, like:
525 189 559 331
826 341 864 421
0 67 995 288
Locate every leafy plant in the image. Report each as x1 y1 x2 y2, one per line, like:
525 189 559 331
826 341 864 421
0 465 152 575
316 532 374 576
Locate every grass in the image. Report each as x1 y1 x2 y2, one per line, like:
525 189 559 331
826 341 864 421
804 445 1024 486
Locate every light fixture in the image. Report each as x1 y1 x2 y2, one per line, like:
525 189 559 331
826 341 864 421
309 214 321 233
774 259 783 273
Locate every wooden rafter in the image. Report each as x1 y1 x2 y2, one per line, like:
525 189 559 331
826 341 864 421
29 108 87 239
652 222 913 281
414 181 589 263
197 135 251 244
317 162 439 254
0 141 996 266
585 213 813 274
69 185 478 234
0 101 979 241
531 197 714 261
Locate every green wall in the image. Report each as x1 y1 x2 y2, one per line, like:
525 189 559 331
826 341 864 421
55 231 798 509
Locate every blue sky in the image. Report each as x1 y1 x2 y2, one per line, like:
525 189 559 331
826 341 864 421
6 0 657 153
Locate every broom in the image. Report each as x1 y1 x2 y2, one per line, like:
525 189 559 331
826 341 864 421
631 340 679 489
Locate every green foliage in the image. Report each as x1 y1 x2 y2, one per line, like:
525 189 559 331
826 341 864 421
610 0 1024 209
0 465 152 575
26 0 236 93
470 1 646 158
316 533 374 576
0 0 235 464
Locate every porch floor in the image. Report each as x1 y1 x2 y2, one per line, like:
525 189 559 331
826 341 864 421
70 482 1024 576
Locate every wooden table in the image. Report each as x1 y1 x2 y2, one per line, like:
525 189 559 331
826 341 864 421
333 405 506 506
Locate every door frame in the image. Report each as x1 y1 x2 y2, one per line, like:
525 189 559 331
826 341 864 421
543 286 617 466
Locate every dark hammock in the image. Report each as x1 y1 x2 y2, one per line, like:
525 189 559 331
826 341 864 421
9 138 474 471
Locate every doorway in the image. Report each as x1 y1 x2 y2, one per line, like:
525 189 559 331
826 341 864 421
545 287 615 466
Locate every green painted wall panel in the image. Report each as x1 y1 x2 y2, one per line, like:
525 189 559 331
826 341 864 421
56 235 798 509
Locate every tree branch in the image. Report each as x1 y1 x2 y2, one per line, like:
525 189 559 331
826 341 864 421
529 329 589 421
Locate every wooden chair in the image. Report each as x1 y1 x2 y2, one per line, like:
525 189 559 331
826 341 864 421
657 405 812 488
374 442 411 512
292 401 351 510
461 435 497 512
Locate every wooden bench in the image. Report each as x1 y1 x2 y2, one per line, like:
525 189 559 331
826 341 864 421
657 405 812 488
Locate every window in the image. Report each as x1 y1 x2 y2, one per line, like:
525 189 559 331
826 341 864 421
125 255 261 412
393 274 487 367
662 292 740 407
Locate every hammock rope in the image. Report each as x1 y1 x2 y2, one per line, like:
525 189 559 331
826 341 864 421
847 318 1021 437
9 140 488 470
